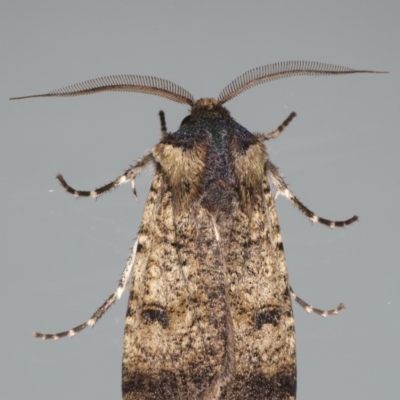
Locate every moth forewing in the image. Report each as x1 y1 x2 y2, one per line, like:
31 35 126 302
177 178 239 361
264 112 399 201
12 62 387 400
123 163 235 398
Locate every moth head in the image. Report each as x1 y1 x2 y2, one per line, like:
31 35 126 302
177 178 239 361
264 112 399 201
187 98 230 123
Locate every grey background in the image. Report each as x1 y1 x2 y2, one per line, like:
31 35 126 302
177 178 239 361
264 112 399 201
1 1 398 399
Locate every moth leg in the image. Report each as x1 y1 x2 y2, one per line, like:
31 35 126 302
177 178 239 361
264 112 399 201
267 160 358 228
290 286 345 317
257 112 297 141
158 110 168 138
33 240 138 340
57 153 154 199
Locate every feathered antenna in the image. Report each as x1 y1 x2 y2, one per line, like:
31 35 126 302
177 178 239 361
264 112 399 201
10 74 195 106
10 62 387 106
218 61 388 104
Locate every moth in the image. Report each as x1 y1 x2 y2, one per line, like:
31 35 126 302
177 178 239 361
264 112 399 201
11 62 386 399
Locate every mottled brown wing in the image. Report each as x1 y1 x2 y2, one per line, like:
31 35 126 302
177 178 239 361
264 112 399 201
122 144 295 399
224 175 296 399
122 167 233 400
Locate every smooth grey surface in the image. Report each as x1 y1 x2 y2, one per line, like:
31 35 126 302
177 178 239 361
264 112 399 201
1 1 398 400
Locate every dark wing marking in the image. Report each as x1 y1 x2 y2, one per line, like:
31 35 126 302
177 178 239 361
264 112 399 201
218 61 387 104
10 75 195 106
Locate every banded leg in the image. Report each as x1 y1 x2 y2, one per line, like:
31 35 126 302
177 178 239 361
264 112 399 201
34 241 138 340
158 110 168 138
267 160 358 227
57 153 154 199
290 286 345 317
256 112 297 141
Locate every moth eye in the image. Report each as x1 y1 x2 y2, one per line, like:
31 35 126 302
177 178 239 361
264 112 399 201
180 115 192 126
141 307 169 328
254 308 282 329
